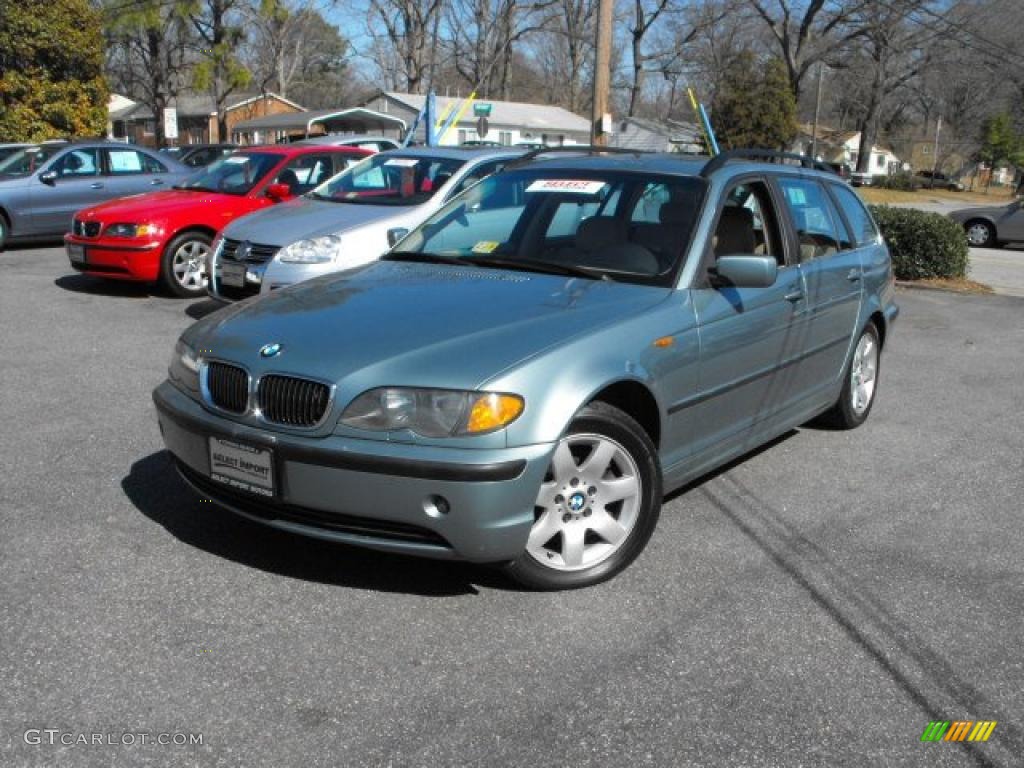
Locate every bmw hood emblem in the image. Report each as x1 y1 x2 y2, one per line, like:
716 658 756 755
260 343 283 358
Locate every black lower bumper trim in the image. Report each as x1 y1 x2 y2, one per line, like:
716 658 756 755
176 461 452 548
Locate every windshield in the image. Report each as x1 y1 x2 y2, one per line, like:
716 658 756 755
0 146 61 178
310 154 465 206
391 169 707 285
174 152 283 195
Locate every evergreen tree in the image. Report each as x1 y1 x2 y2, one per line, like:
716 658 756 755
0 0 109 141
711 52 797 152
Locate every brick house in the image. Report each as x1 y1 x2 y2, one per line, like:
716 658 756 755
110 92 304 147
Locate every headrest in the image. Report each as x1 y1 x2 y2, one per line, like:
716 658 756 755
714 206 756 255
576 216 627 251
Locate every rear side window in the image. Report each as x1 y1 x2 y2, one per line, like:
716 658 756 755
830 183 880 246
107 149 167 175
777 177 844 260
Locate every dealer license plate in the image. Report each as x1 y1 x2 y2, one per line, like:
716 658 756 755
208 437 274 497
220 261 246 287
67 243 86 264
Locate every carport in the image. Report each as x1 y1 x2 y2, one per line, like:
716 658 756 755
232 107 407 145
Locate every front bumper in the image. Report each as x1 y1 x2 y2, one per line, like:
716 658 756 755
153 381 554 562
65 235 163 281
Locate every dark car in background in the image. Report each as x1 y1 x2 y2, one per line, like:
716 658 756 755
915 170 964 191
161 143 238 167
0 141 190 249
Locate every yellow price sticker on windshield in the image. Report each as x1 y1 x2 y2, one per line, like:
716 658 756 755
472 241 500 254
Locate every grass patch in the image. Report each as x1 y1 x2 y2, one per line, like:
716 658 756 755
859 187 1016 206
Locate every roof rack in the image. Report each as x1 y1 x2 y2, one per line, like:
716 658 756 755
508 144 648 167
699 149 834 178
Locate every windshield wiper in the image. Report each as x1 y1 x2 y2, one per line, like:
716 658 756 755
462 255 608 281
383 251 468 266
173 184 219 193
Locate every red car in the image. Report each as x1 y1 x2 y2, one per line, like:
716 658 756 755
65 145 371 296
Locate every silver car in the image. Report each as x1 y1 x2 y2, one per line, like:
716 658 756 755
948 199 1024 247
0 141 190 249
207 147 522 301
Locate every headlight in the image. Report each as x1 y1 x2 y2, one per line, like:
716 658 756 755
277 234 342 264
168 339 201 391
340 388 524 437
105 223 154 238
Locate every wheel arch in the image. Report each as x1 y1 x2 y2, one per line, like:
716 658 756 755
586 379 662 449
166 224 218 247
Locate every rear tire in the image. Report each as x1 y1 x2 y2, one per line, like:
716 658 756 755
160 231 211 297
819 323 881 430
964 219 996 248
504 402 662 590
0 215 7 251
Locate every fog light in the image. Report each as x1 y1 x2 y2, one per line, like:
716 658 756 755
423 495 450 518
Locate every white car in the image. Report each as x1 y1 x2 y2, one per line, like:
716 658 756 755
208 147 523 302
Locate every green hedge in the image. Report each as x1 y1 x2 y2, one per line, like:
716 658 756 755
868 205 969 280
872 172 919 191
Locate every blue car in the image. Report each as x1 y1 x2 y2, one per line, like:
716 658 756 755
154 149 898 589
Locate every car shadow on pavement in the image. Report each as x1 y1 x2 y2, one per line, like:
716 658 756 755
54 273 156 299
122 450 510 597
185 298 227 320
677 435 1021 768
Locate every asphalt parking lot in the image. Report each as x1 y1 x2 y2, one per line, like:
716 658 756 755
2 244 1022 768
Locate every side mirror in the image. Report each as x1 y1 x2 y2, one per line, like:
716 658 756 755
387 227 409 247
39 170 58 186
712 254 778 288
265 183 291 201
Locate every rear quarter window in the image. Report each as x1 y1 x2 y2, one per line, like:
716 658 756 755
830 182 880 246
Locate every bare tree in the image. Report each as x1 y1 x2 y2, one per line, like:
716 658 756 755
745 0 869 101
245 0 349 103
104 0 194 147
365 0 446 93
189 0 252 140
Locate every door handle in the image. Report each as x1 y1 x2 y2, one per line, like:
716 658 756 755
150 178 164 185
847 269 862 282
90 182 104 189
784 289 804 302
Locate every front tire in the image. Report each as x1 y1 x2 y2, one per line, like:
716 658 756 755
820 323 881 429
504 402 662 590
160 231 211 297
964 219 996 248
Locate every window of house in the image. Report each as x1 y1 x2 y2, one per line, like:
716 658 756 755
457 129 468 144
875 154 886 169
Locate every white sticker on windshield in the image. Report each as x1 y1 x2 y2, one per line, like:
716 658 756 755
224 156 250 164
384 158 419 167
526 179 606 194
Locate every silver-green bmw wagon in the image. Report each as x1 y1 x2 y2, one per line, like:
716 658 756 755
154 148 898 589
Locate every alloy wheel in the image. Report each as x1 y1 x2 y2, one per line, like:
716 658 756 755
527 433 642 571
850 332 878 416
172 240 209 292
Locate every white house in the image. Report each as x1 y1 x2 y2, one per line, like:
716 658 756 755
791 124 902 178
362 91 591 147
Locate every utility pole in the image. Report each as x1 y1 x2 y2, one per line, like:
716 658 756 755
930 116 942 188
810 62 824 160
591 0 614 146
